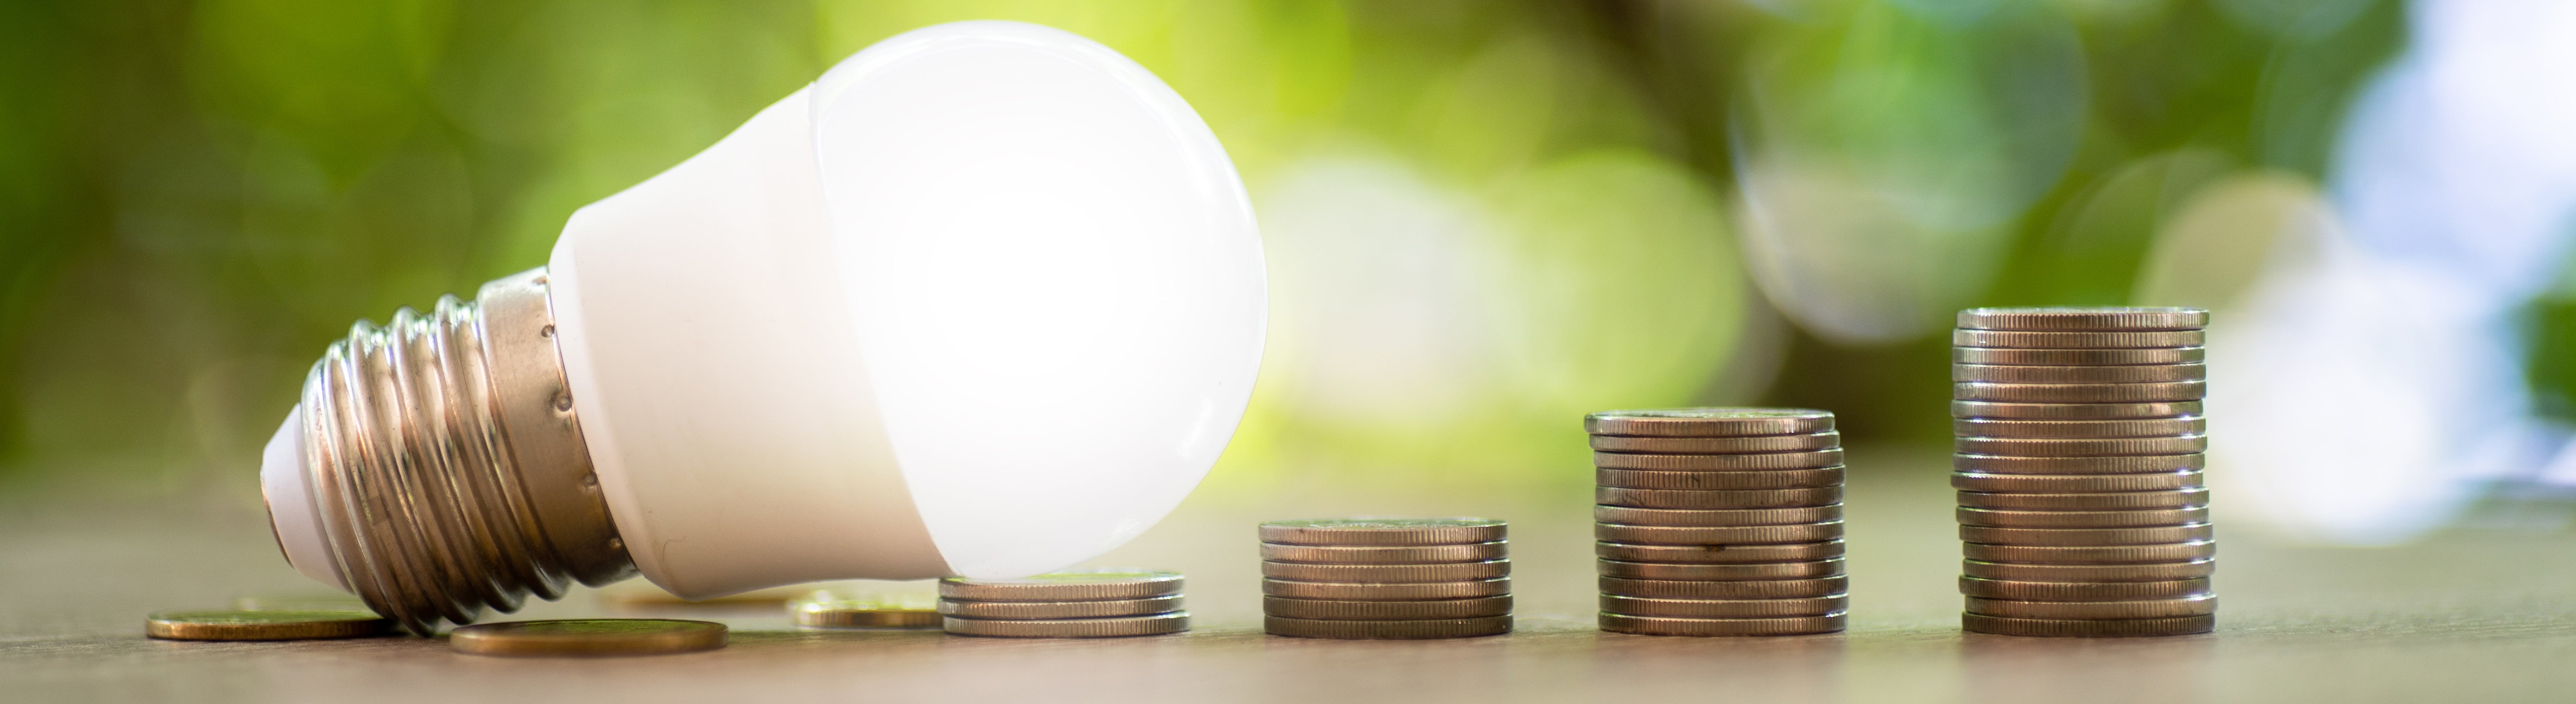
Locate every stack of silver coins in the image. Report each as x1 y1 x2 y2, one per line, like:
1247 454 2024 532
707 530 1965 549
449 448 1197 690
1952 306 2216 637
937 571 1190 638
1587 409 1849 636
1260 518 1514 639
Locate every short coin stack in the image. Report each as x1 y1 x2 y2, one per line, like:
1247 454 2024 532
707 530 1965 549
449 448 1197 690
938 571 1189 638
1587 409 1848 636
1952 306 2216 637
1260 518 1513 639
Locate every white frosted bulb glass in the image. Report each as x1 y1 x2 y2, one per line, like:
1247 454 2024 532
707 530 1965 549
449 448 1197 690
257 21 1264 633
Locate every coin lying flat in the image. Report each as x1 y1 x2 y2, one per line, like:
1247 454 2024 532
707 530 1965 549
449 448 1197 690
1265 615 1511 639
1956 506 2209 528
450 619 727 656
1961 613 2213 637
1596 486 1843 510
939 571 1184 601
1593 450 1844 471
1957 577 2212 601
1260 541 1507 564
1954 453 2205 474
1954 329 2205 348
1955 435 2209 457
1597 558 1845 581
1261 559 1510 583
1261 577 1511 601
1963 541 2216 564
145 610 394 641
1584 408 1835 437
1959 524 2214 546
1955 382 2207 404
1599 612 1846 636
1951 470 2203 493
1599 594 1848 619
945 612 1190 638
1599 576 1848 600
1598 467 1847 491
792 598 943 629
1956 307 2208 331
1594 505 1843 527
1952 417 2207 439
1952 401 2204 420
939 594 1185 619
1953 347 2206 366
1957 488 2210 511
1596 540 1845 564
1954 363 2206 385
1590 432 1841 454
1964 595 2217 619
1963 558 2216 582
1259 518 1506 546
1595 521 1845 545
1262 596 1512 620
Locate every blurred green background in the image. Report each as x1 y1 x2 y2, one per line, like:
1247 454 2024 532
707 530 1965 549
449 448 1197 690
0 0 2405 497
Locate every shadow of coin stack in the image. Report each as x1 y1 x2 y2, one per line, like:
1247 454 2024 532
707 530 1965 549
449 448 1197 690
1588 409 1849 636
938 571 1190 638
1260 518 1513 639
1952 306 2216 637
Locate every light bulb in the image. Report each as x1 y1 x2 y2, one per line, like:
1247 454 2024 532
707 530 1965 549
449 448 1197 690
256 21 1266 634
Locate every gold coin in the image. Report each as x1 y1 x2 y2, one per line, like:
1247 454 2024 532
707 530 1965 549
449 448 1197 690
1951 470 2202 493
1963 558 2215 581
1260 559 1509 583
144 610 394 641
1954 453 2205 474
1583 408 1835 437
1261 577 1511 601
1953 347 2205 366
1955 382 2206 404
1957 488 2209 510
1959 523 2213 546
1595 521 1845 545
1590 432 1841 454
1965 595 2217 619
1956 307 2207 332
1596 540 1844 564
944 612 1190 638
449 619 726 657
938 571 1183 601
1600 576 1847 600
1957 576 2212 601
1599 612 1845 636
1597 467 1845 491
1262 596 1512 620
791 597 942 629
1955 435 2209 457
1596 486 1842 510
1963 541 2216 564
1259 541 1506 564
1264 615 1511 639
1954 329 2204 348
1952 417 2207 439
1962 613 2214 637
1594 505 1842 527
1598 558 1844 581
1593 450 1844 471
1599 594 1847 619
1956 506 2208 528
1952 400 2203 420
938 594 1184 619
1258 518 1506 546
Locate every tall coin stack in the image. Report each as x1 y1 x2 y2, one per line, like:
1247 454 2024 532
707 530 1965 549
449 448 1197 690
938 571 1190 638
1587 409 1849 636
1952 307 2216 637
1260 518 1513 639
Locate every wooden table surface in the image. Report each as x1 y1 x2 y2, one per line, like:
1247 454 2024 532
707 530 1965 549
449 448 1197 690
7 450 2576 703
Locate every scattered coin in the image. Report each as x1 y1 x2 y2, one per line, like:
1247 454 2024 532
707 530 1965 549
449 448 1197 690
945 612 1190 638
1963 541 2216 564
1594 521 1846 545
937 594 1186 620
1961 613 2213 637
1260 559 1511 583
145 610 394 641
1590 432 1842 454
1964 595 2218 619
1950 470 2203 493
1598 612 1845 636
1953 329 2205 348
1260 596 1513 620
1956 488 2210 511
1597 558 1845 581
1958 524 2215 546
1956 307 2208 331
1952 417 2207 439
1261 577 1512 601
1953 347 2205 366
1962 558 2216 582
1953 453 2205 474
1951 400 2204 420
1595 540 1845 564
1955 435 2209 457
1599 594 1848 619
939 571 1183 602
1595 486 1843 510
1584 408 1836 437
792 596 942 629
1593 450 1845 471
449 619 726 656
1955 381 2208 404
1956 507 2209 528
1594 505 1843 527
1264 615 1511 639
1260 541 1507 564
1258 518 1506 546
1597 467 1847 491
1598 576 1849 600
1957 576 2212 601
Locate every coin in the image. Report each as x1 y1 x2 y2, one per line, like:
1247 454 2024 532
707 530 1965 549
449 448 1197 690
1261 559 1510 583
1595 505 1844 527
945 612 1190 638
1600 576 1848 599
792 598 943 629
1955 435 2208 457
938 594 1186 619
1954 329 2205 348
1598 558 1845 580
1957 488 2210 510
1594 450 1844 471
1595 521 1845 545
1600 594 1848 619
1958 577 2212 601
1956 507 2208 528
1598 612 1845 636
1961 613 2213 637
1959 523 2214 546
1262 596 1513 620
1963 558 2216 582
1265 615 1511 639
1955 382 2207 404
1260 541 1507 564
1956 307 2208 331
1954 453 2205 474
1259 518 1506 546
449 619 727 656
1951 470 2203 493
1597 540 1845 564
1964 541 2216 564
1964 595 2217 619
939 571 1184 601
1953 364 2206 384
1953 347 2206 366
144 610 394 641
1262 577 1512 601
1595 486 1843 509
1952 417 2207 439
1590 432 1841 454
1952 401 2204 420
1584 408 1835 437
1598 467 1846 490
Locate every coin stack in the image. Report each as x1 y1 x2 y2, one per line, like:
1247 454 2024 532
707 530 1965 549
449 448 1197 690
1260 518 1513 639
1952 306 2216 637
937 571 1190 638
1587 409 1849 636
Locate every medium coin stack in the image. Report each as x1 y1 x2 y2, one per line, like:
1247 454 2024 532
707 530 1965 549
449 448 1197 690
1952 306 2216 637
938 571 1190 638
1260 518 1513 639
1587 408 1849 636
